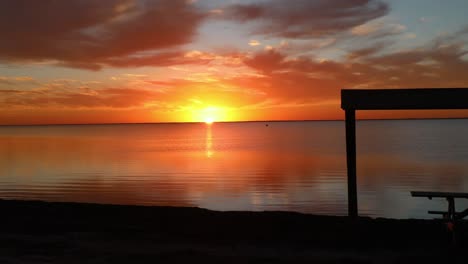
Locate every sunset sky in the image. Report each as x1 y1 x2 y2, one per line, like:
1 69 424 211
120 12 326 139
1 0 468 124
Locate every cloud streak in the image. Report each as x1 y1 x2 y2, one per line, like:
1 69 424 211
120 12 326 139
224 0 389 38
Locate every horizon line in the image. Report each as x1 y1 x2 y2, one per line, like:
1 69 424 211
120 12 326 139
1 116 468 127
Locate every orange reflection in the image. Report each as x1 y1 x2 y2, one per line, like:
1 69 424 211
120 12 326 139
0 123 346 207
205 124 213 158
2 121 467 217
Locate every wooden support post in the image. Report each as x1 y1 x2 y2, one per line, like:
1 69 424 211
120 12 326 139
345 109 358 217
447 197 455 220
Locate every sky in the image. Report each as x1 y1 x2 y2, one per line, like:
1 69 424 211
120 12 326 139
1 0 468 125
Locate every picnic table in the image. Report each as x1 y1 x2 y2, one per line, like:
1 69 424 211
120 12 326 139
411 191 468 220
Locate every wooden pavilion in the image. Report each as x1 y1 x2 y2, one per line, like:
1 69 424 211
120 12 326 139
341 88 468 217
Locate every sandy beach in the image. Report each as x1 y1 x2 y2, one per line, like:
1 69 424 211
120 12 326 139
0 199 467 263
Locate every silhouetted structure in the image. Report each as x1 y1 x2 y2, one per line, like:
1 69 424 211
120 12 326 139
341 88 468 217
411 191 468 220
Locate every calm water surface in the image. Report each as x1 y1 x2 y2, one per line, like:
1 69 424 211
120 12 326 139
1 120 468 219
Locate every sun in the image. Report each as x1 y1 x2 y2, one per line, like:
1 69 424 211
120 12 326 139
198 106 221 124
204 117 214 124
189 105 233 123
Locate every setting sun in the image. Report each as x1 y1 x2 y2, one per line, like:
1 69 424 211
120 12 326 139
202 107 219 124
192 106 227 123
204 117 214 124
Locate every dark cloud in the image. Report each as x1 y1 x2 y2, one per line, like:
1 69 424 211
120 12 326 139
243 49 286 74
224 0 389 38
0 0 206 69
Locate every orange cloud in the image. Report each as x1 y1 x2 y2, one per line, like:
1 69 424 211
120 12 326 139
1 86 161 109
220 28 468 119
0 76 36 86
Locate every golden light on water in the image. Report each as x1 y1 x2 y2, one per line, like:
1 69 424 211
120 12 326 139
205 125 213 158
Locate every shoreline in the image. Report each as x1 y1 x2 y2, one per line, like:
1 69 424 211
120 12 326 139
1 199 468 263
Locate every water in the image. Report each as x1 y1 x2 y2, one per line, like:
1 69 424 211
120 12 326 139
0 119 468 219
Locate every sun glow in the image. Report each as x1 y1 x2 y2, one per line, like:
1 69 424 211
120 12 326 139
204 117 214 124
182 103 242 123
194 106 226 124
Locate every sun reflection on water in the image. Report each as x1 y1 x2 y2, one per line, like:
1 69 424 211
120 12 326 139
205 124 213 158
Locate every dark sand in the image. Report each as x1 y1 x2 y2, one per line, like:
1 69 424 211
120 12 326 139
0 199 467 263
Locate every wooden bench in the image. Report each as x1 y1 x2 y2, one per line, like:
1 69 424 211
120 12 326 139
411 191 468 220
